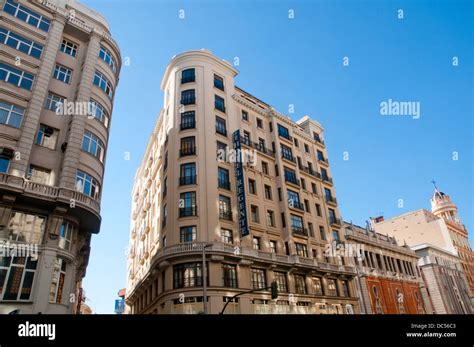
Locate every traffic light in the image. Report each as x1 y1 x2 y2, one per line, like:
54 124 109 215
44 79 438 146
271 281 278 299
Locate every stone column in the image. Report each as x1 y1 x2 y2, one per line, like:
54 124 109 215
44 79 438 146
59 31 101 189
10 16 66 176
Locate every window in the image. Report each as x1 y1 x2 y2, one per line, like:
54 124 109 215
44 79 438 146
3 0 51 31
162 205 167 227
281 213 286 228
221 228 233 244
93 71 113 99
44 93 64 113
90 99 109 128
267 210 275 227
98 45 117 73
82 130 105 162
253 237 260 250
180 226 197 243
250 268 266 289
180 111 195 130
0 256 38 301
312 277 323 295
248 179 257 195
214 74 224 90
327 279 338 296
219 195 232 220
27 165 51 185
277 188 282 201
281 144 294 161
0 101 24 128
35 124 58 150
311 183 317 194
258 138 265 151
215 95 225 112
301 178 306 190
287 189 301 208
304 200 310 213
59 222 73 251
180 136 196 156
321 167 329 181
332 229 340 241
262 161 269 175
179 192 197 217
277 124 290 140
243 130 250 145
295 242 308 258
308 222 314 237
0 62 34 90
215 116 227 136
341 280 350 297
256 118 263 129
49 258 67 304
328 208 338 224
162 177 167 198
181 68 195 84
216 141 227 161
274 272 287 292
241 110 248 121
181 89 195 105
222 264 237 287
250 205 259 223
291 215 305 235
284 167 298 185
294 138 299 147
2 211 46 244
264 185 272 200
53 64 72 84
218 167 230 190
75 170 100 199
319 226 326 241
0 27 43 58
180 163 196 185
294 274 307 294
60 39 77 57
269 240 277 254
324 188 333 202
315 203 322 217
304 143 310 153
0 148 13 173
173 262 204 288
317 150 325 161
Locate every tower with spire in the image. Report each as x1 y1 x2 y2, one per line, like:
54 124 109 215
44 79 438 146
430 180 462 225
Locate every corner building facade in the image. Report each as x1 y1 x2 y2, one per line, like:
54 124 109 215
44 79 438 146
126 50 359 314
0 0 120 313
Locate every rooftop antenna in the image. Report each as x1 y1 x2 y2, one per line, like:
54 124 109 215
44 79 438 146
431 179 438 191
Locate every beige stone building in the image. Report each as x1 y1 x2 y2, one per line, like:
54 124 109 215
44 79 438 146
126 50 360 314
0 0 120 313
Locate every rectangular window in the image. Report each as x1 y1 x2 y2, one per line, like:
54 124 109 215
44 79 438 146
295 242 308 258
250 268 266 290
280 144 294 162
332 229 340 241
315 204 322 217
180 163 196 186
264 185 272 200
60 39 78 57
216 141 227 162
99 45 117 73
181 68 195 84
319 226 326 241
3 0 50 31
181 89 195 105
252 237 260 250
214 74 224 91
49 258 67 304
269 240 277 254
277 124 291 140
90 99 109 128
267 210 275 227
27 164 51 185
256 118 263 129
180 111 195 130
250 205 259 223
327 279 338 296
0 100 24 128
0 152 11 174
59 222 73 251
35 124 58 150
241 110 248 121
221 228 233 244
93 71 113 98
219 195 232 220
180 136 196 157
0 27 43 58
294 138 299 147
82 130 105 162
179 192 197 217
328 208 338 224
311 183 317 194
291 215 305 235
180 226 197 243
304 143 310 153
304 200 310 213
0 256 38 301
53 64 72 84
215 116 227 136
222 264 237 288
215 95 225 112
173 262 204 289
44 93 64 113
312 277 323 296
262 161 269 175
284 167 298 185
294 274 307 294
248 179 256 195
75 169 100 199
218 167 230 190
2 211 46 244
321 167 329 181
0 62 34 90
274 272 287 292
341 280 350 297
287 189 302 208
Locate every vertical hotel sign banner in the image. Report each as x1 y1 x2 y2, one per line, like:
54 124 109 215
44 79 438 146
232 130 249 237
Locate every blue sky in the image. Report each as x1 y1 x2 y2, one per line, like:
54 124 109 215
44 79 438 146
80 0 473 313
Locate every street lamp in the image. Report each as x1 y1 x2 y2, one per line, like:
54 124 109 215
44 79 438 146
202 243 213 314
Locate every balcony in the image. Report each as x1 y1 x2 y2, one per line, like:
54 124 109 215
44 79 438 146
314 135 325 146
299 165 320 178
281 152 296 163
325 196 338 206
288 200 305 211
179 175 197 186
219 210 232 221
252 142 275 158
218 179 231 191
318 157 329 166
179 206 197 218
329 217 342 227
179 147 196 157
180 120 196 130
278 131 292 142
292 226 308 237
322 176 333 185
284 174 300 187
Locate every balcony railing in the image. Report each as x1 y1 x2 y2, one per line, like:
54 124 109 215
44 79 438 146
216 127 227 137
314 135 325 146
329 217 342 227
292 226 308 236
281 152 296 163
218 180 231 190
252 142 275 158
322 176 333 184
180 120 196 130
284 175 300 186
179 175 197 186
318 157 329 165
181 76 195 84
278 131 292 142
179 206 197 217
179 147 196 157
219 210 232 221
181 97 195 105
288 200 305 211
325 196 338 205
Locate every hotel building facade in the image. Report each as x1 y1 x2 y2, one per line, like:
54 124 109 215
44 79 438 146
126 50 360 314
0 0 120 313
